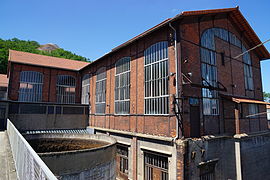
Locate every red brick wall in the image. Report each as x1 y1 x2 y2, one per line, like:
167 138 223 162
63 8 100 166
8 63 82 103
83 14 266 137
178 14 266 136
84 27 177 137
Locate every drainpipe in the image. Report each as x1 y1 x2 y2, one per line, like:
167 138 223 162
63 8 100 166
169 23 180 141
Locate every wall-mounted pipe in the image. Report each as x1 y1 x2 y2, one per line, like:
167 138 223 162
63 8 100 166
169 23 180 141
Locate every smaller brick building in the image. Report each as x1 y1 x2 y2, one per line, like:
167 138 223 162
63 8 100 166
7 50 89 104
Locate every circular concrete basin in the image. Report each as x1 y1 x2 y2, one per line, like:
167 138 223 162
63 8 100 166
25 133 116 180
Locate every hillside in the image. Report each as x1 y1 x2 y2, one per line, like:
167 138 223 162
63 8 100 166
0 38 89 74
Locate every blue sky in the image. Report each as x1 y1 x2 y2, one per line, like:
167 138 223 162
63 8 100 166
1 0 270 92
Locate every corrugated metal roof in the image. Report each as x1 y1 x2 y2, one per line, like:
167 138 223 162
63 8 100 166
9 50 89 71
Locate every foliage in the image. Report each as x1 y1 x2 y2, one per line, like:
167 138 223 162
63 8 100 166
263 92 270 102
0 38 89 74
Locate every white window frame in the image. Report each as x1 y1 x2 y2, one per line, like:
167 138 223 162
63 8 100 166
95 67 106 114
19 71 43 102
81 74 90 104
115 57 130 115
144 41 169 115
56 75 76 104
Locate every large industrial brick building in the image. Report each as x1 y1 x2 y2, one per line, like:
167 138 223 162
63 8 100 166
2 7 270 180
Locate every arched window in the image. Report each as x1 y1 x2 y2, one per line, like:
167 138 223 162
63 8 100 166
201 27 253 115
19 71 43 102
56 75 76 104
81 74 90 104
115 57 130 114
144 41 169 114
95 67 106 114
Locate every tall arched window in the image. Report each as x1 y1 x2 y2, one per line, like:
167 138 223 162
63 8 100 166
81 74 90 104
19 71 43 102
95 67 106 114
115 57 130 114
57 75 76 104
201 27 253 115
144 41 169 114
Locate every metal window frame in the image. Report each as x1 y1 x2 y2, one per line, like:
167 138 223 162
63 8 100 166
19 71 43 102
56 75 76 104
144 41 170 115
115 57 131 115
81 74 90 104
144 151 169 180
95 67 107 114
116 145 129 175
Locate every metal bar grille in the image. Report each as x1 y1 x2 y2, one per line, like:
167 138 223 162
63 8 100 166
115 57 130 114
56 75 76 104
6 119 57 180
144 152 168 180
144 41 169 115
95 67 106 114
19 71 43 102
117 145 129 175
81 74 90 104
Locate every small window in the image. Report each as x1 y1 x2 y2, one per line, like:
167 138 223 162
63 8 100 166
95 67 106 114
56 75 76 104
144 152 169 180
81 74 90 104
248 104 258 118
199 163 216 180
115 57 130 114
221 53 225 66
116 145 129 177
19 71 43 102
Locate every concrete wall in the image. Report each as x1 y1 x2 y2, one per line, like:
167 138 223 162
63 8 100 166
8 102 88 131
96 130 179 180
238 132 270 180
25 133 117 180
186 131 270 180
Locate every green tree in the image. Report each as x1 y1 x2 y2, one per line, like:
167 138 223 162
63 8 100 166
263 92 270 102
0 38 89 74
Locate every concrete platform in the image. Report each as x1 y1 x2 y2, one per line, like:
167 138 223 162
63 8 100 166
0 131 17 180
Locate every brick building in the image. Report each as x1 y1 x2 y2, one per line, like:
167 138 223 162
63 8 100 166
3 7 270 180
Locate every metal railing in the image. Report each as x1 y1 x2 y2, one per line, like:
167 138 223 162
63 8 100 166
7 119 57 180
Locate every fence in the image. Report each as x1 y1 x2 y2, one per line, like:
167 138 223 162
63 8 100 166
7 119 57 180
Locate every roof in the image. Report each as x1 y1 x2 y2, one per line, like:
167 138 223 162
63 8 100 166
85 7 269 69
0 74 8 88
232 97 270 105
220 93 270 105
9 50 89 71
